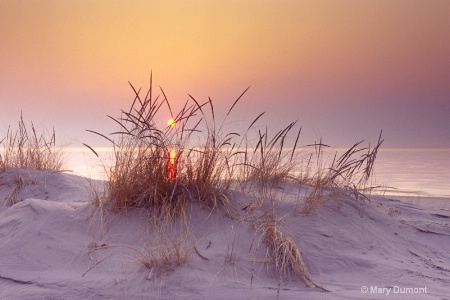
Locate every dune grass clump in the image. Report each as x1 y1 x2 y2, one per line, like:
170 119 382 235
242 122 302 188
4 171 36 206
302 134 383 214
0 114 65 172
86 78 249 222
260 214 316 287
137 233 193 272
86 78 313 219
86 77 383 220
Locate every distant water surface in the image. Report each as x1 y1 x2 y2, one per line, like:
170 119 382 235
374 148 449 198
66 147 450 199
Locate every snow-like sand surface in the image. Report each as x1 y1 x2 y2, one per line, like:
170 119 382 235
1 169 449 299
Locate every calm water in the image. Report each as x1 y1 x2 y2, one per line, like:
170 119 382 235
66 147 450 199
374 148 449 198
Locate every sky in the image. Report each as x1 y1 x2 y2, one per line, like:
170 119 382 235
1 0 449 148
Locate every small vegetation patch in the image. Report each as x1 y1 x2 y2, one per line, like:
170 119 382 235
0 114 65 172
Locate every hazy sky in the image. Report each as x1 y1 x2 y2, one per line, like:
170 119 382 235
1 0 449 148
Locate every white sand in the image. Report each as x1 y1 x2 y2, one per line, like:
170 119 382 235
1 168 449 299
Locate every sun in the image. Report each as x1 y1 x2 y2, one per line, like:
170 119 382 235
167 118 176 128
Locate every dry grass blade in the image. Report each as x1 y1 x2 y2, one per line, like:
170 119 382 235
85 130 115 145
247 112 265 131
83 143 99 157
226 86 250 117
81 255 112 277
159 86 173 119
290 126 302 162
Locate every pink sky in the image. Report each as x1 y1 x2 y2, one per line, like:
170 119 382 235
1 0 449 148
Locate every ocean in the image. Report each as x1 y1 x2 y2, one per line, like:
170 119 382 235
374 148 449 199
66 147 450 199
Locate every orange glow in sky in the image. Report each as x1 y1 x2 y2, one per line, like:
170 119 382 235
0 1 449 148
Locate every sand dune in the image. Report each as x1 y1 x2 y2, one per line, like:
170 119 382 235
0 168 449 299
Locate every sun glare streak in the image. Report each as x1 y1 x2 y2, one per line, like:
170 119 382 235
167 149 177 181
167 117 177 181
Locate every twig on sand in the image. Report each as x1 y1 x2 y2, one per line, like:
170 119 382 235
194 245 209 260
81 255 112 277
0 274 34 285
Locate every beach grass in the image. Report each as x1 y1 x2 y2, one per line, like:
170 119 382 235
259 213 316 287
0 78 383 288
0 114 65 172
137 231 194 272
301 135 383 215
85 76 383 286
85 78 252 222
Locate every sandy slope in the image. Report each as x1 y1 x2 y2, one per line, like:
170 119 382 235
0 169 449 299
